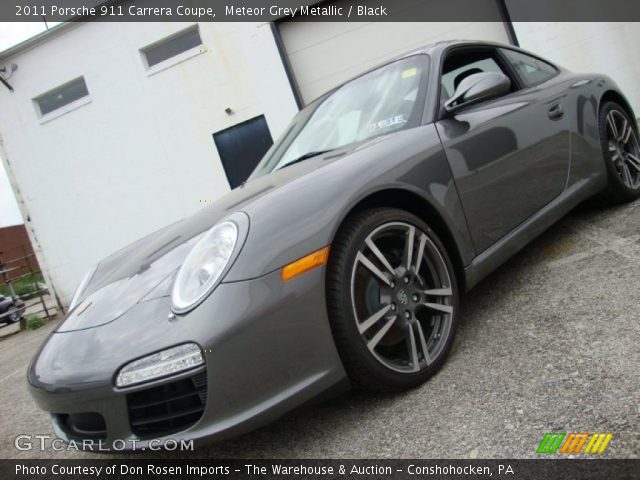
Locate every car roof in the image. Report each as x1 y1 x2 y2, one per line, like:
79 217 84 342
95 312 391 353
395 39 515 59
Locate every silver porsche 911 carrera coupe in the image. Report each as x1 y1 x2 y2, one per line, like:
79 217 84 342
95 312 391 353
28 40 640 449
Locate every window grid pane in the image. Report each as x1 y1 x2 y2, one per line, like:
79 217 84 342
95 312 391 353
143 27 202 68
35 77 89 116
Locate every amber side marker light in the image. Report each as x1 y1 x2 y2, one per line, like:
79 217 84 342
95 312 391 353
281 246 330 281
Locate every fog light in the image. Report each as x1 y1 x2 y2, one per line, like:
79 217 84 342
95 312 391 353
115 343 204 387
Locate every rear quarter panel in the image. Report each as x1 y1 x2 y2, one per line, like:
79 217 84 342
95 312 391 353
563 72 613 187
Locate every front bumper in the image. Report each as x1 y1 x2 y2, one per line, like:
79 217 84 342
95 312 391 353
27 267 347 449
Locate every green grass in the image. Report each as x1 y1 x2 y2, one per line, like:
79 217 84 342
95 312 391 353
0 272 45 297
25 314 46 330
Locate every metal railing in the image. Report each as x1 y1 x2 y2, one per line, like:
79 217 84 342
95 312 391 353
0 245 62 330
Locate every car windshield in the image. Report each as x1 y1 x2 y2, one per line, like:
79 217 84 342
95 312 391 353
251 54 429 177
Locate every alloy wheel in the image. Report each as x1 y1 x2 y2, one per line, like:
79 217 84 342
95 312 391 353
350 222 453 373
606 109 640 189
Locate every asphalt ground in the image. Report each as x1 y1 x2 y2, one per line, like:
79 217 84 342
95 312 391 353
1 199 638 459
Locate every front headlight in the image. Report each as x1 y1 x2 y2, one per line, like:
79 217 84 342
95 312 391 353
115 343 204 387
171 215 247 313
69 265 98 311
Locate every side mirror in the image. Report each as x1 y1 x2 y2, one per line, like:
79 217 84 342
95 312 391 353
444 72 511 113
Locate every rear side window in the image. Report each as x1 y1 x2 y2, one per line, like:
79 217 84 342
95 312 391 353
501 49 558 87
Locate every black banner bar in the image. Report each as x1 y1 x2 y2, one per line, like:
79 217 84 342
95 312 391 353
2 459 639 480
3 0 640 22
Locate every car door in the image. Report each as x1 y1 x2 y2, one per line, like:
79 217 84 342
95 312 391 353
435 46 570 253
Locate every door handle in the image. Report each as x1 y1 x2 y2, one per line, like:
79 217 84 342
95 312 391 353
548 103 564 120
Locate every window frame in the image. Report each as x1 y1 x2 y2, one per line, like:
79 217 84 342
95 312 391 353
140 25 205 75
33 76 91 123
436 45 524 118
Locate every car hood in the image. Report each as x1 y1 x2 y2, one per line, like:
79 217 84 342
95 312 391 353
56 134 399 333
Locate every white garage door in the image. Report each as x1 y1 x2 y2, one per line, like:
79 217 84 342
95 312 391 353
279 3 511 103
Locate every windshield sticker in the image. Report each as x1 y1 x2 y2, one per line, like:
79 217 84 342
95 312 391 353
401 67 418 78
368 115 406 132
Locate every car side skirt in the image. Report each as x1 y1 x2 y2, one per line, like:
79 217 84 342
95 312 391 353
463 174 605 291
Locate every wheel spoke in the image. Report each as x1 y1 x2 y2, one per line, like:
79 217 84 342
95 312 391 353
423 302 453 314
414 320 432 366
607 112 619 140
620 162 633 186
406 327 420 372
620 118 632 144
414 233 427 273
403 226 415 270
358 304 392 334
356 252 391 286
365 238 395 276
367 316 396 351
625 153 640 172
422 287 453 297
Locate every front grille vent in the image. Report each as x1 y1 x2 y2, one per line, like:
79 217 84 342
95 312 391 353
127 371 207 437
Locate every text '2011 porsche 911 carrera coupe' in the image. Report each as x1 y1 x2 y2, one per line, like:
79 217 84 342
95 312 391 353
28 40 640 449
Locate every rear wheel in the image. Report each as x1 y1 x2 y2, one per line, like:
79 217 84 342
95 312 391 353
326 208 459 392
598 102 640 203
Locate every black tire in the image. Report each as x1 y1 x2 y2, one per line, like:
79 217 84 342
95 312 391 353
326 208 459 392
598 101 640 203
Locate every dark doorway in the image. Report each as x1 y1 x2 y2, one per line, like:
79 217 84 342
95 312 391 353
213 115 274 188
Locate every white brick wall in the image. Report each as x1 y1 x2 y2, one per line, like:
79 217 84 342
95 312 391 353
514 22 640 115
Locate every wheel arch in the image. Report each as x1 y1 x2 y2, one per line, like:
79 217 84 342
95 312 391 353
599 89 637 121
332 188 468 291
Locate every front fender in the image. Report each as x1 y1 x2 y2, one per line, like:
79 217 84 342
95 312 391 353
226 124 473 282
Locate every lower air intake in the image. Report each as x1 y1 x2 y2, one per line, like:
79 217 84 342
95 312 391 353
127 370 207 438
57 412 107 440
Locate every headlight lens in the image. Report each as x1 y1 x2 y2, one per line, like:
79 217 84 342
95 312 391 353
69 265 97 311
171 220 238 313
115 343 204 387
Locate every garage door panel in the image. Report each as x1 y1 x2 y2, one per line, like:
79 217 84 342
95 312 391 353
279 1 510 103
279 21 372 55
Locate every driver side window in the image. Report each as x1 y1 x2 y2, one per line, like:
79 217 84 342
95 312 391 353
440 48 516 102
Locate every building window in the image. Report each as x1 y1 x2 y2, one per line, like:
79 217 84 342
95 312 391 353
142 26 202 68
34 77 89 117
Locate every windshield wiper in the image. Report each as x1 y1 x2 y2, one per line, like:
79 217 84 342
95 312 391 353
277 150 333 170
